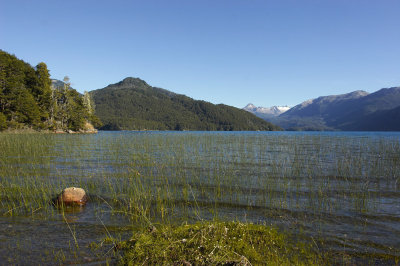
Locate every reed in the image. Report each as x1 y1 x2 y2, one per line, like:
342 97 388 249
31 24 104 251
0 131 399 264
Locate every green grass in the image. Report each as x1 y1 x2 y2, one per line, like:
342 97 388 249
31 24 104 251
113 220 324 265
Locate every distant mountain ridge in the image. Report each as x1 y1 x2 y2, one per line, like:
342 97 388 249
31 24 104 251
90 77 281 131
285 90 369 115
272 87 400 131
243 103 290 119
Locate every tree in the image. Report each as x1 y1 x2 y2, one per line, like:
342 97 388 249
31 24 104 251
83 90 102 128
0 112 6 130
35 62 52 123
0 51 26 115
55 76 71 129
11 86 41 125
0 50 42 128
83 91 94 115
66 88 87 131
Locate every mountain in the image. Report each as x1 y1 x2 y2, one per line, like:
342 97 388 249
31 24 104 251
243 103 290 120
350 105 400 131
51 79 67 90
274 87 400 131
282 90 369 117
90 77 281 131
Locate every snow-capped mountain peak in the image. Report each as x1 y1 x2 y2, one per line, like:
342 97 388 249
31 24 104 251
243 103 290 119
243 103 258 111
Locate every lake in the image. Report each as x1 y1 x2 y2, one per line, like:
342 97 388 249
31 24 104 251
0 131 399 264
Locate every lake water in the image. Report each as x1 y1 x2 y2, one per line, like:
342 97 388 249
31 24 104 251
0 131 399 264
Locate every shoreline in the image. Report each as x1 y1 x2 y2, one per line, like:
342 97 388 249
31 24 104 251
0 128 98 134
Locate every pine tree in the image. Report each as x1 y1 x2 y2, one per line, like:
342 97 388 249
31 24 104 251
0 50 42 128
83 91 94 115
49 83 58 129
12 87 41 125
66 89 87 131
35 62 52 124
55 76 71 130
0 112 6 130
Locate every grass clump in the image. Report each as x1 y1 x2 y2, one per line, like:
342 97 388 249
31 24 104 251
115 221 324 265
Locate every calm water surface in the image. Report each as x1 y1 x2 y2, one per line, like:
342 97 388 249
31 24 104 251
0 131 399 264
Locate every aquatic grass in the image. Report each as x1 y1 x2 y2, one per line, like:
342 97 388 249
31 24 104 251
1 132 399 219
0 132 399 263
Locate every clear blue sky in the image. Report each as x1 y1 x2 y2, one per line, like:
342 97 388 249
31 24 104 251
1 0 399 108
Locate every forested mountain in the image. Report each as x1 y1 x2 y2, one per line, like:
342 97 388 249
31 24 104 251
0 50 100 132
91 77 281 131
272 87 400 131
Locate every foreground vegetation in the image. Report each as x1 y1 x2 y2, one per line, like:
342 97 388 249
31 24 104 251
0 50 101 132
112 221 323 265
0 132 399 264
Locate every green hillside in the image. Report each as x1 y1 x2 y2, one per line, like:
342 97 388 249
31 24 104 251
91 77 281 131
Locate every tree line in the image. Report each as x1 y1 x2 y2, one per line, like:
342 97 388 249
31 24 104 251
0 50 101 132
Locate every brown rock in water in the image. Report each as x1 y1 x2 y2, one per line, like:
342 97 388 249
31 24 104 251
57 187 88 206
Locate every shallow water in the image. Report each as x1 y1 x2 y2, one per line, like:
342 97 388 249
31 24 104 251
0 131 399 264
